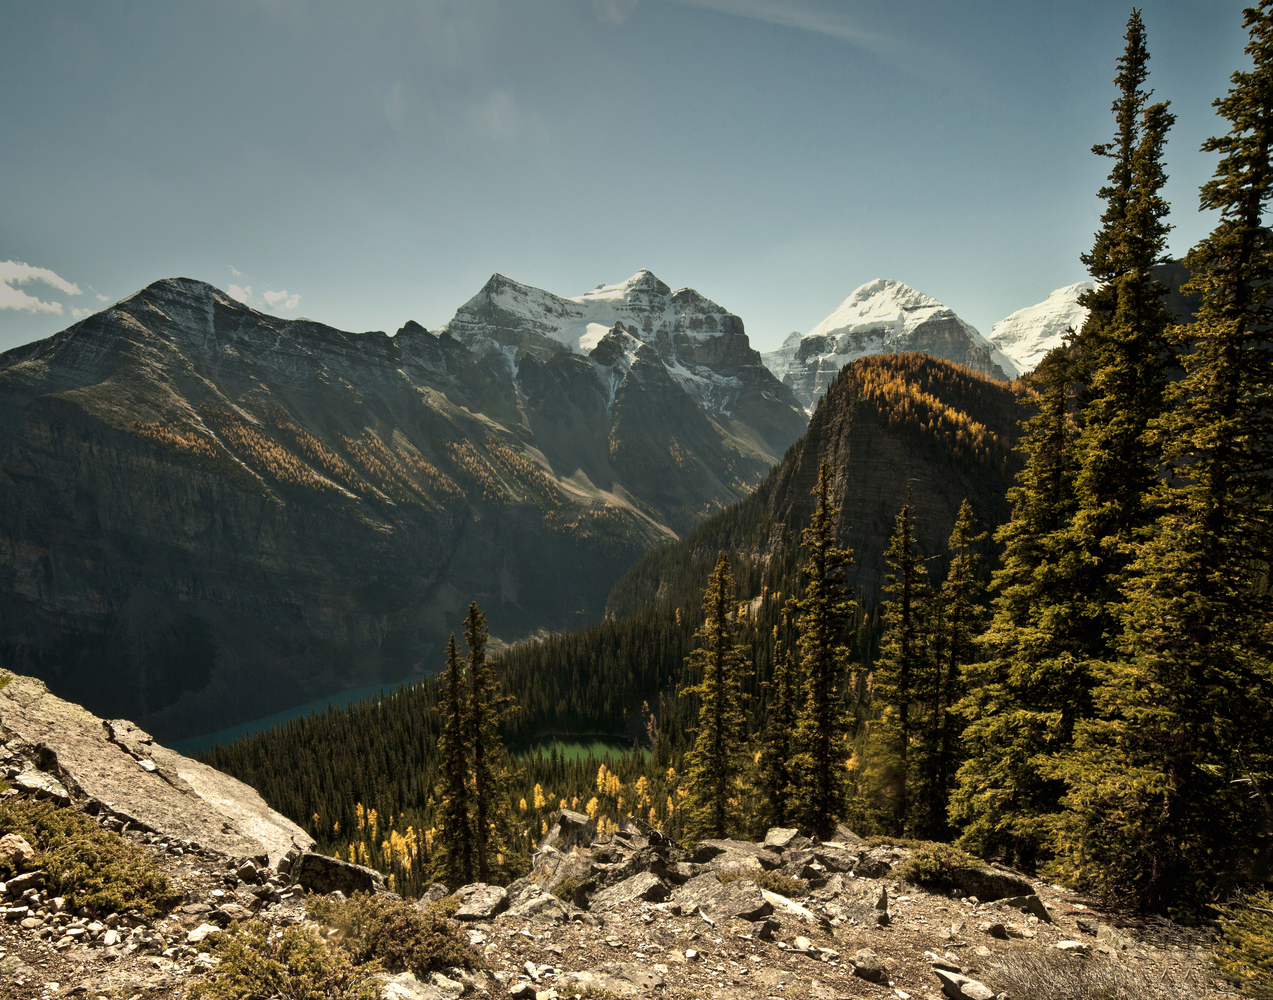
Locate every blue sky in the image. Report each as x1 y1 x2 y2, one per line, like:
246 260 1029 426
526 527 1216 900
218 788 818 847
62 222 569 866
0 0 1253 356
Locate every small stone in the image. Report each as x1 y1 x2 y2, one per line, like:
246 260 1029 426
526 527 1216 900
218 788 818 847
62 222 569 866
1057 940 1092 954
186 924 222 945
508 984 537 999
850 947 889 984
793 935 815 952
20 917 43 929
0 834 37 870
102 930 120 947
684 948 700 961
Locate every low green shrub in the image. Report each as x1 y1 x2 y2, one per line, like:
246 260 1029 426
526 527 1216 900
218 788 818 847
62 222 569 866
0 799 179 916
719 869 808 898
896 842 982 893
553 877 581 902
863 835 939 850
190 920 381 1000
1215 890 1273 997
307 891 485 977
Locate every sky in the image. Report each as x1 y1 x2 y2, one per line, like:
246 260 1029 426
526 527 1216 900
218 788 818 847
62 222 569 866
0 0 1255 357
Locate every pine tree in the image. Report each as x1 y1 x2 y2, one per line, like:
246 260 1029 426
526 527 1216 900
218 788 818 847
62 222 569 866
757 603 800 828
1052 2 1273 911
927 500 985 838
464 602 517 884
789 461 855 840
950 348 1085 866
681 552 750 841
866 502 933 835
1067 6 1177 646
433 633 475 886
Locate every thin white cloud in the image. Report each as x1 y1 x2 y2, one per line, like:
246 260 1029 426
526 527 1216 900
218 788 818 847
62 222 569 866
665 0 907 64
228 265 244 278
0 260 82 313
228 284 251 303
263 289 301 310
71 307 91 319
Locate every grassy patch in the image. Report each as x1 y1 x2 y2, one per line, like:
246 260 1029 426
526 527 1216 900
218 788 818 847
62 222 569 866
1215 890 1273 997
0 799 178 916
896 842 982 893
863 835 938 850
989 948 1209 999
552 877 581 902
190 920 382 1000
307 891 484 977
719 869 808 898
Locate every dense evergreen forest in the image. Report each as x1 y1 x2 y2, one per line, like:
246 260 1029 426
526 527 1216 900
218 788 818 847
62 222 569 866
203 7 1273 915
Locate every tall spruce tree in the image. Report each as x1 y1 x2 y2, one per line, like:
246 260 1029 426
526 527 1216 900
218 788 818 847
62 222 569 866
866 502 933 836
757 603 799 828
1067 6 1176 646
925 500 985 839
951 348 1085 865
952 11 1175 867
464 602 517 883
1052 2 1273 911
789 462 855 840
434 633 475 886
681 552 750 841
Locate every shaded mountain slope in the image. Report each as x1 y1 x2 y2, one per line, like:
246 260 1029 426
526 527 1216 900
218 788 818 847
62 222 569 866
608 352 1024 619
0 276 806 740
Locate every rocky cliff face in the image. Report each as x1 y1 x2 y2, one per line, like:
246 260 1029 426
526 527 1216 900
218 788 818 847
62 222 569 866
0 277 807 740
763 280 1017 411
608 353 1025 617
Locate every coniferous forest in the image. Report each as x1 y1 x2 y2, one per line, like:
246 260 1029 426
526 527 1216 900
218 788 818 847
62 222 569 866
202 6 1273 917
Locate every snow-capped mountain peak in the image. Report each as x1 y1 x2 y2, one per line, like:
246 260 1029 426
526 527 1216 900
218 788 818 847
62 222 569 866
989 280 1094 375
762 278 1017 411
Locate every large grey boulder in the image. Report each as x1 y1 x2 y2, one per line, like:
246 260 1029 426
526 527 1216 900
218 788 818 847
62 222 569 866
0 672 313 864
538 809 596 851
946 865 1033 902
500 884 579 924
673 873 773 922
452 883 508 921
589 871 670 912
692 839 781 870
291 852 386 896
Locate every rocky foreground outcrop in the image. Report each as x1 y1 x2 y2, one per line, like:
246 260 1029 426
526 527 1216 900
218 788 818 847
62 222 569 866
0 671 1227 999
0 671 311 863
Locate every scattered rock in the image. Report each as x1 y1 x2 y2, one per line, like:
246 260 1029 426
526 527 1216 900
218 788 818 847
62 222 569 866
1057 940 1092 954
850 947 889 983
453 883 508 921
538 809 595 851
945 865 1033 903
0 833 37 870
763 827 810 852
589 871 669 912
997 893 1051 922
673 873 773 922
934 968 995 1000
291 852 386 896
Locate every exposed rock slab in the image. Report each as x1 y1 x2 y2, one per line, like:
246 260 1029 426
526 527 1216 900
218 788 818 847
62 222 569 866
673 873 773 922
0 672 312 864
590 871 669 912
452 883 508 921
290 852 385 896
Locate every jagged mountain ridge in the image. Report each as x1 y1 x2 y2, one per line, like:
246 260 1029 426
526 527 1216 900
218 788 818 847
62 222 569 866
762 279 1018 411
608 352 1025 619
440 268 806 460
0 275 806 740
